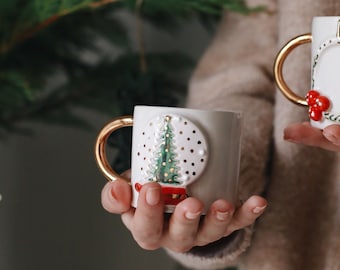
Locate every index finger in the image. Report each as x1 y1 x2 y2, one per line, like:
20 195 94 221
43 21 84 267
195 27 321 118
284 122 340 151
129 182 165 250
101 180 132 214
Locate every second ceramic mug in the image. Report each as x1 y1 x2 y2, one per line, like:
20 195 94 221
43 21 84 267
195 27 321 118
95 106 242 213
274 16 340 129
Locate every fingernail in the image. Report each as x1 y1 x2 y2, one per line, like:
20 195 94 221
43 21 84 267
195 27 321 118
283 134 297 143
215 211 230 221
110 186 118 201
252 205 267 214
146 187 160 206
185 211 201 220
323 131 340 145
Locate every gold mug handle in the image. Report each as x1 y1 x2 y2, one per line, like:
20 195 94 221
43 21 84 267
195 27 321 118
94 116 133 182
274 33 312 107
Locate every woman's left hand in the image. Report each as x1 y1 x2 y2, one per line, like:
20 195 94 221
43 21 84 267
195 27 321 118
284 122 340 152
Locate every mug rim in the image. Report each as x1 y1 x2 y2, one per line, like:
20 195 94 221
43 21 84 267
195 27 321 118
313 16 340 20
134 105 242 116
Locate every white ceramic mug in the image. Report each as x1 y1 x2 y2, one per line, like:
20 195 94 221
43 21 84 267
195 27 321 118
95 106 242 213
274 16 340 129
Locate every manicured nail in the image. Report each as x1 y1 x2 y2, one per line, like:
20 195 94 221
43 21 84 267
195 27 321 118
146 187 160 206
185 211 201 220
323 131 340 145
110 186 118 201
215 211 230 221
252 205 267 214
283 134 297 143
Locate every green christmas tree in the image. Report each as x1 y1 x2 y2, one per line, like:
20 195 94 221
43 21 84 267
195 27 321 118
150 115 181 185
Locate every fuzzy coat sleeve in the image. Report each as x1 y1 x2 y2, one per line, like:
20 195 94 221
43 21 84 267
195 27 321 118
166 0 277 269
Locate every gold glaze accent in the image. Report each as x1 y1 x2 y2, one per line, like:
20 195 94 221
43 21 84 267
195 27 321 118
274 33 312 106
94 116 133 182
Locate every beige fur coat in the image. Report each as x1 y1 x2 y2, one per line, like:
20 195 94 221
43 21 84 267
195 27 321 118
167 0 340 269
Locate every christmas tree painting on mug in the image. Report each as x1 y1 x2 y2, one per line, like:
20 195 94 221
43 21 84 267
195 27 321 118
134 114 209 207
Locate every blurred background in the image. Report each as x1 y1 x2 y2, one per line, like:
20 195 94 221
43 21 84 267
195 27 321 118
0 1 258 269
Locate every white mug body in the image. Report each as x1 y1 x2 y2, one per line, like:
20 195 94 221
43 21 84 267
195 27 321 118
130 106 242 213
310 16 340 129
274 16 340 129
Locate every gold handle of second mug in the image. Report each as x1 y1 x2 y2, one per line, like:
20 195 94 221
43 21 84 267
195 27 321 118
94 116 133 182
274 33 312 106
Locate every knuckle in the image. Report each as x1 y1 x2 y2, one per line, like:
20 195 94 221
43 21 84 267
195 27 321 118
169 244 193 253
228 216 246 231
224 227 234 236
166 234 196 252
132 227 163 249
195 233 211 245
141 223 163 236
196 232 222 247
195 239 210 247
170 232 195 244
137 240 160 251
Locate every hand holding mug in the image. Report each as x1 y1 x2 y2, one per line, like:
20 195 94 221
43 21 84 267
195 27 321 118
100 173 267 252
95 106 242 213
97 106 267 252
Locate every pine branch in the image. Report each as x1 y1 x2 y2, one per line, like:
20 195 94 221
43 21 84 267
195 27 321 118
1 51 193 132
0 0 121 54
0 0 265 138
